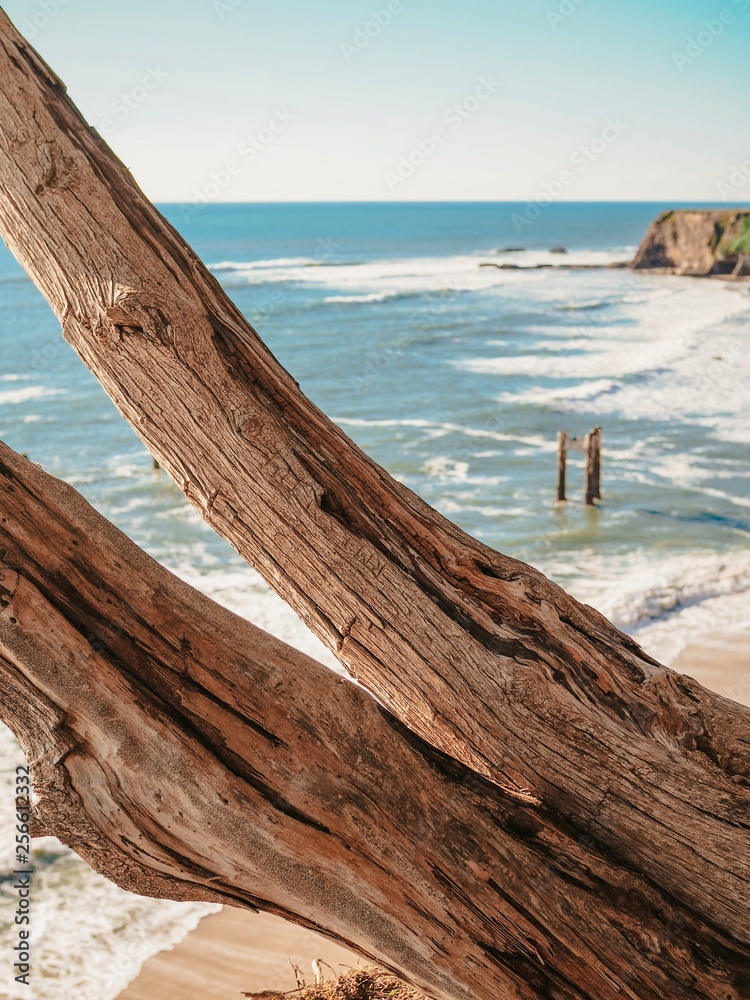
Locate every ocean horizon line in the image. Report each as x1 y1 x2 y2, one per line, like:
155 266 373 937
154 199 750 207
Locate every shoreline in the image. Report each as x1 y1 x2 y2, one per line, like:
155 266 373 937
479 260 750 279
116 627 750 1000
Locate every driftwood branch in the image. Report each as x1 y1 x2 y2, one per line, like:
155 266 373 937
0 9 748 998
0 442 747 1000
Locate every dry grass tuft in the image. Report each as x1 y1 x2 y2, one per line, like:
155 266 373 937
297 966 425 1000
243 966 426 1000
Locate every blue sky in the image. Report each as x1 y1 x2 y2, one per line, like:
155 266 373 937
4 0 750 201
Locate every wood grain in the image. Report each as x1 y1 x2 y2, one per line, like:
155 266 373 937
1 443 748 1000
0 9 748 997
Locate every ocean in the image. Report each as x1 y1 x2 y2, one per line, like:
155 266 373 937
1 201 749 998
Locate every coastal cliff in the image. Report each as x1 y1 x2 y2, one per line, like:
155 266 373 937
631 208 750 276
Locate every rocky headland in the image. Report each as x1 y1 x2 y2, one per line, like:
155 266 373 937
631 208 750 277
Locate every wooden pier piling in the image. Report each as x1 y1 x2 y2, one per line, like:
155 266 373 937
584 427 602 506
556 427 601 504
556 431 568 503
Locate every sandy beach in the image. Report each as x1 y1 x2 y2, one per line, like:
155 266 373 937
671 629 750 707
116 630 749 1000
116 907 362 999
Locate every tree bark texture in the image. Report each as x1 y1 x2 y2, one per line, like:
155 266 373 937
0 442 748 1000
0 11 748 999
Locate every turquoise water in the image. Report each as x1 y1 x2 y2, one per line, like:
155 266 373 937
1 201 750 997
2 202 748 632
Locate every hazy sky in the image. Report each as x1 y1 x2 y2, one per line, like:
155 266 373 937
4 0 750 202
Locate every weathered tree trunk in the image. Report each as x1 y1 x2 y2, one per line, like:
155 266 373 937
0 442 747 1000
0 10 748 998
